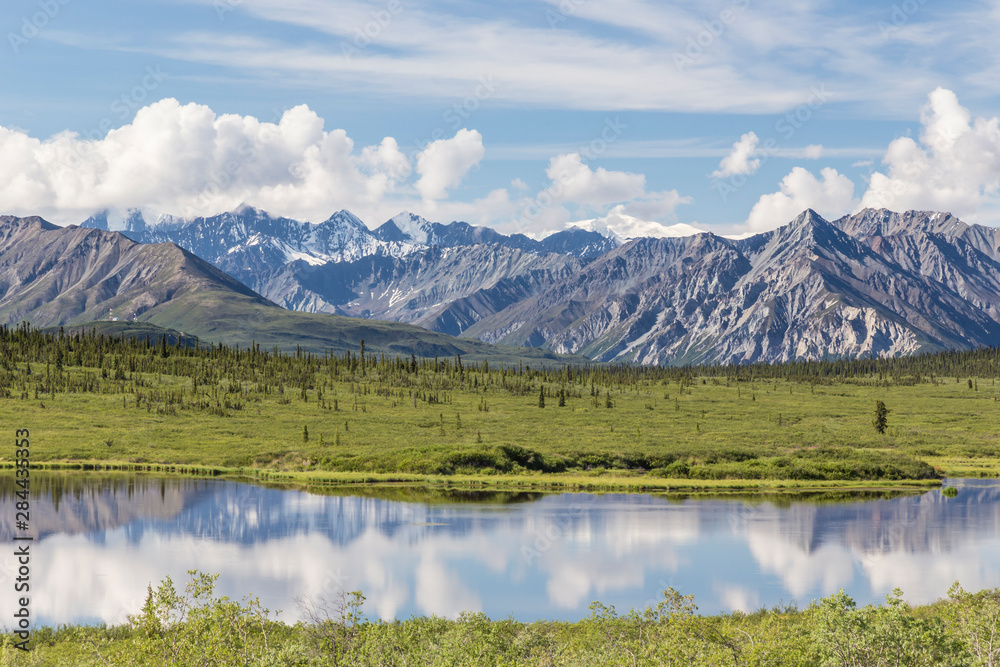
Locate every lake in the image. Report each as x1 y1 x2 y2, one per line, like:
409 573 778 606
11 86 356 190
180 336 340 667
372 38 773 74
2 475 999 628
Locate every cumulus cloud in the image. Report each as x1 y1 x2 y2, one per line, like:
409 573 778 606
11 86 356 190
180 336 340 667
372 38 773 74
0 99 486 226
509 152 692 238
745 167 857 232
543 153 647 205
737 88 1000 235
860 87 1000 218
415 129 485 201
485 87 1000 243
361 137 411 181
712 132 760 179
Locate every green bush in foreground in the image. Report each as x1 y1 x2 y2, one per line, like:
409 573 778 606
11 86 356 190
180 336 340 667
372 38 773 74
3 572 1000 666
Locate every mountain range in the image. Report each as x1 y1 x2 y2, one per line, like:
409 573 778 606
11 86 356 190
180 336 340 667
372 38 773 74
81 206 617 338
1 205 995 365
471 208 1000 365
0 215 586 363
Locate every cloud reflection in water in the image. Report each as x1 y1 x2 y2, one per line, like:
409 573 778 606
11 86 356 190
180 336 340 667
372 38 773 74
1 477 999 626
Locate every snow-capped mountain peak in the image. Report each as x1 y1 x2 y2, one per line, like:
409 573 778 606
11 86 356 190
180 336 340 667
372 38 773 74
322 209 369 231
567 209 706 242
231 201 262 217
388 211 435 244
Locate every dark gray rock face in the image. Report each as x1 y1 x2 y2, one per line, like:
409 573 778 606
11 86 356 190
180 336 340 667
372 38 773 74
257 244 583 336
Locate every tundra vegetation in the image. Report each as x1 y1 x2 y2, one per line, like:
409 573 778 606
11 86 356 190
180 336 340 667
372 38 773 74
2 571 1000 666
0 323 999 487
3 324 1000 661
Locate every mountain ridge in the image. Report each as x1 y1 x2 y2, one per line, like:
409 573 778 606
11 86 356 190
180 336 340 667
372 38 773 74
0 215 591 363
80 206 620 337
462 208 1000 364
52 206 1000 365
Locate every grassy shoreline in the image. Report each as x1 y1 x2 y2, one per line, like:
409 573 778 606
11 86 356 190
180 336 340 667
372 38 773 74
2 459 949 493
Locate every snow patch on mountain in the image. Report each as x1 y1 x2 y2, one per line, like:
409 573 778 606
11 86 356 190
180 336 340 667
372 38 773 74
568 208 706 241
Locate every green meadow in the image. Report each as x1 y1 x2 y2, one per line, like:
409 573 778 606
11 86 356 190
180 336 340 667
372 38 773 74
1 325 999 488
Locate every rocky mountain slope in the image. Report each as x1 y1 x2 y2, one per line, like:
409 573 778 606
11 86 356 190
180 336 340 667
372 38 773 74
84 205 417 279
465 209 1000 365
257 244 583 336
0 215 266 327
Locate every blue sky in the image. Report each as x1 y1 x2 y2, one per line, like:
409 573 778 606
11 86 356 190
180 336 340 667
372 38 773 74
2 0 1000 237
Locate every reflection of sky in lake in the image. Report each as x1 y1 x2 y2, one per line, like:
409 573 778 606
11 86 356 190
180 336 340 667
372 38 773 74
1 476 999 627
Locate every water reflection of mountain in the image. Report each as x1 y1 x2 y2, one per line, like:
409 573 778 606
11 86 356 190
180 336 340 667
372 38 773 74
131 480 1000 562
0 474 548 545
152 484 440 545
132 484 573 546
727 481 1000 558
3 475 999 562
0 475 195 541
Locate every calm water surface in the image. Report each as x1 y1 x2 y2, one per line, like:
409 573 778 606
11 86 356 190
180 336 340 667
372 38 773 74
2 475 999 627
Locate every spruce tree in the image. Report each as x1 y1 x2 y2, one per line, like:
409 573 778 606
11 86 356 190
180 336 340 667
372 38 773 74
872 400 889 434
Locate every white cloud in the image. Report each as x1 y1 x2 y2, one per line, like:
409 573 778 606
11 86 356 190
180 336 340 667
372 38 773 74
361 137 411 181
415 129 485 201
0 101 489 228
511 153 691 238
735 88 1000 236
712 132 760 179
0 98 414 225
804 144 823 159
618 190 693 221
543 153 647 206
114 0 997 117
745 167 857 232
860 87 1000 220
0 97 693 239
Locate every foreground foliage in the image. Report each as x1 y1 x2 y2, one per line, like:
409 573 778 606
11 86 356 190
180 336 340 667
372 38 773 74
3 572 1000 666
3 324 1000 482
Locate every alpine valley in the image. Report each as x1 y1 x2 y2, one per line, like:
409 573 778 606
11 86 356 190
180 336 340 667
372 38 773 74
0 205 996 365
